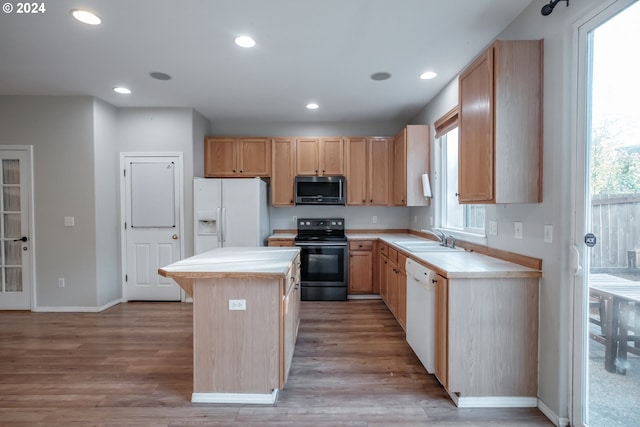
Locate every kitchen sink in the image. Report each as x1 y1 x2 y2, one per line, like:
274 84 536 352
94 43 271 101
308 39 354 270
393 241 458 252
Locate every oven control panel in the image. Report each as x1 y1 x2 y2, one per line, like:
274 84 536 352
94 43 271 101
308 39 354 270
297 218 344 232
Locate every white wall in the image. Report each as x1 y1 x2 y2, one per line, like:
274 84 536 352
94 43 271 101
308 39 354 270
406 0 607 420
0 96 99 308
93 99 120 307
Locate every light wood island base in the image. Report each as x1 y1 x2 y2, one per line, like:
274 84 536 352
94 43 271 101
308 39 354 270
158 247 301 405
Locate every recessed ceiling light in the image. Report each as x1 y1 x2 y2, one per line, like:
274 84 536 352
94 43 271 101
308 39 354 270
420 71 438 80
113 87 131 95
149 72 172 81
234 36 256 48
70 9 101 25
306 103 319 110
370 72 391 81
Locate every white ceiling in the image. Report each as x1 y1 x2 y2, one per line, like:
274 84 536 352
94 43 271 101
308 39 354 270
0 0 534 124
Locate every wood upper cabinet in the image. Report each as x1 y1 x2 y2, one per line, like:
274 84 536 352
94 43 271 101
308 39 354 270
458 39 543 204
391 125 429 206
271 138 296 206
295 137 344 176
348 240 374 294
346 137 390 206
204 137 271 177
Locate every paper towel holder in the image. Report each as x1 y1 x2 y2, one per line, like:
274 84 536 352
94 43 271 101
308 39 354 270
421 173 432 199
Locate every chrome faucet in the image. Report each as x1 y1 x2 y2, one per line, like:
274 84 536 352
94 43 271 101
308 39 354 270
446 234 456 249
421 229 447 246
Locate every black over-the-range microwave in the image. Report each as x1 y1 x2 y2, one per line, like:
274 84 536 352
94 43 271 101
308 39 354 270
295 175 346 205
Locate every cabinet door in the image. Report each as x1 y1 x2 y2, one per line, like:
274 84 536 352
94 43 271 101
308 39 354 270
379 254 389 304
295 138 319 175
345 137 368 205
238 138 271 176
272 138 296 206
368 137 391 205
319 137 344 175
348 250 373 294
435 274 449 389
396 253 407 330
458 46 494 203
204 137 237 177
392 130 407 205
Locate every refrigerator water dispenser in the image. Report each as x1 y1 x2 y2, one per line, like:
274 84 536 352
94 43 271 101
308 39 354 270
196 212 217 235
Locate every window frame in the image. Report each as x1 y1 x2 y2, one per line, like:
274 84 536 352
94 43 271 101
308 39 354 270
434 107 486 240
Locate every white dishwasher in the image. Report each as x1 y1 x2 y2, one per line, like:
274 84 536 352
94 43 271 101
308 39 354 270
405 258 436 373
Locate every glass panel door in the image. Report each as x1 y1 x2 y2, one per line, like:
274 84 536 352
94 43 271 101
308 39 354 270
575 2 640 425
0 148 31 310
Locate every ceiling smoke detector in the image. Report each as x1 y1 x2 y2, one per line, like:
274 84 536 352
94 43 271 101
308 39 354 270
370 72 391 81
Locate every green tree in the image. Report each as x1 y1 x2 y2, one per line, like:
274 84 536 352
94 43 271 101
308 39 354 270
591 119 640 195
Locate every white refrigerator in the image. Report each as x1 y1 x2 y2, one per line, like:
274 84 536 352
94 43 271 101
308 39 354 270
193 177 270 254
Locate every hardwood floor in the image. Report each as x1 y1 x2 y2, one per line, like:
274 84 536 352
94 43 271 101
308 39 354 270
0 300 553 426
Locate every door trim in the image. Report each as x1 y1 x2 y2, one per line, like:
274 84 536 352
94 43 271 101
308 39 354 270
0 145 36 311
119 152 185 301
569 1 635 425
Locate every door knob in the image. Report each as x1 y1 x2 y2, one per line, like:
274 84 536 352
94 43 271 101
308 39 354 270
172 234 178 240
13 236 28 242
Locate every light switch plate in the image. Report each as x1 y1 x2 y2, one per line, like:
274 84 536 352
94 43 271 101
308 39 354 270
64 216 75 227
229 299 246 311
544 225 553 243
488 221 498 236
514 222 523 239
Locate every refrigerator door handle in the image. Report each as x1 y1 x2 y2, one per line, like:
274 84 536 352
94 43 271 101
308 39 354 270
216 207 222 244
222 207 227 243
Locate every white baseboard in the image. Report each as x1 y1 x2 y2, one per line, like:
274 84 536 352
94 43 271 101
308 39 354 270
192 390 278 405
537 399 570 427
347 294 382 300
34 298 124 313
449 392 538 408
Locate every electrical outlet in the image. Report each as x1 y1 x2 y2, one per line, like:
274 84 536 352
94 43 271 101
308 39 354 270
544 224 553 243
292 215 297 224
64 216 74 227
58 278 65 288
489 221 498 236
514 222 523 239
228 299 246 311
372 216 377 224
414 215 417 224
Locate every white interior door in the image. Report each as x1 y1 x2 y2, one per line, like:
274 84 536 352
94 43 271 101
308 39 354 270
121 154 183 301
0 147 33 310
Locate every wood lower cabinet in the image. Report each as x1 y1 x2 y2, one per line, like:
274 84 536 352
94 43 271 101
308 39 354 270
271 138 296 206
391 125 429 206
458 39 542 204
268 236 295 247
282 256 301 386
348 240 374 294
435 274 539 404
345 137 391 206
377 243 406 330
295 137 344 176
204 137 271 177
434 274 449 389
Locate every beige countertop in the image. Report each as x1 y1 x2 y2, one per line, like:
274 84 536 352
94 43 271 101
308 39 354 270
158 247 300 279
266 231 541 279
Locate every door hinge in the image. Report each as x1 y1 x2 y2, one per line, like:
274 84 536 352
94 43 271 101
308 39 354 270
125 274 128 282
124 222 127 230
123 169 126 177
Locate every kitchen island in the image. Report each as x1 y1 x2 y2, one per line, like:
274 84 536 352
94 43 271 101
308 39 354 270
158 247 301 404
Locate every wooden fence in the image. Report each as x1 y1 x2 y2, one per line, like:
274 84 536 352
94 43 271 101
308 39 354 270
590 193 640 269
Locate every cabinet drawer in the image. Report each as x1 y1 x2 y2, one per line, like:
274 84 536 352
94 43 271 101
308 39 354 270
349 240 373 251
388 247 398 264
379 243 389 257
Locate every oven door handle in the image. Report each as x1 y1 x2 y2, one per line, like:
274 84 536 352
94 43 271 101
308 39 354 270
295 241 347 247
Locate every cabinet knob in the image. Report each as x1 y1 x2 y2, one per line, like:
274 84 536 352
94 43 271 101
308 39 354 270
233 169 236 173
240 170 243 173
432 279 437 283
362 200 366 203
455 192 460 197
